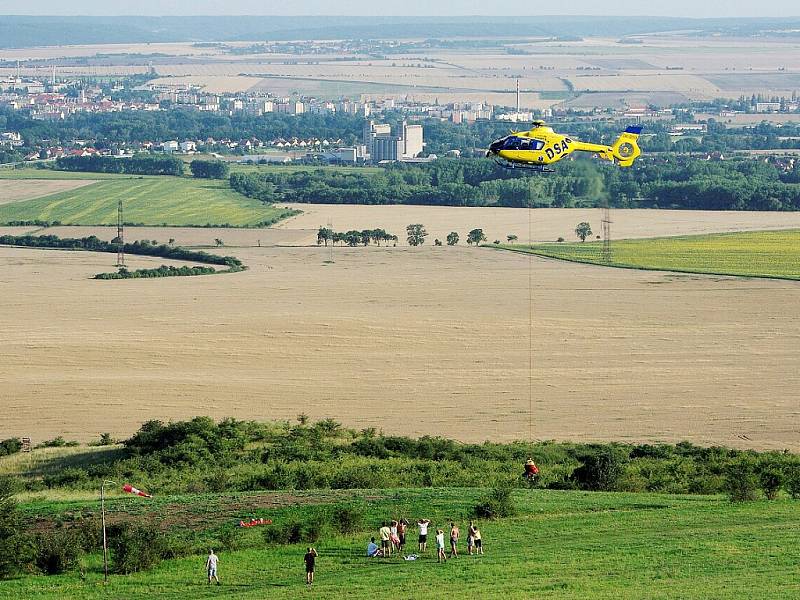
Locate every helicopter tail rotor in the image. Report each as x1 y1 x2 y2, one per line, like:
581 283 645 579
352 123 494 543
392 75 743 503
610 126 642 167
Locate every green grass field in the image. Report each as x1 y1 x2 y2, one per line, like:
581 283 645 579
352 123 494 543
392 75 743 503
3 488 798 599
0 176 296 227
500 229 800 280
0 168 132 180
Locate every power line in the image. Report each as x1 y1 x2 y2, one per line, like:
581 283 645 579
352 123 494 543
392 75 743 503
116 200 125 268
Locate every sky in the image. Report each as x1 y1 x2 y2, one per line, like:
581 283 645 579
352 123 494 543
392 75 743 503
0 0 796 19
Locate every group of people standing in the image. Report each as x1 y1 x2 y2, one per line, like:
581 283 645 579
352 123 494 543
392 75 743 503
373 518 410 556
369 518 484 562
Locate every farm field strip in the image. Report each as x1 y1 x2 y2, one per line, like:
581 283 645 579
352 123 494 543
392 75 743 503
0 179 98 204
276 205 800 247
504 229 800 280
0 177 294 227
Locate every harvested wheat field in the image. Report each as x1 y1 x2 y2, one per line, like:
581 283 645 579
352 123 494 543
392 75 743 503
278 205 800 245
0 179 97 204
1 244 798 450
32 208 800 250
36 225 314 247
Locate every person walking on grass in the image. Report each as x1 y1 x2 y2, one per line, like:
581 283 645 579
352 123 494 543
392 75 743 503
379 521 392 557
466 521 475 555
390 520 400 554
206 549 220 585
473 524 483 555
449 522 459 558
397 518 408 554
436 529 447 563
304 547 317 586
417 518 431 553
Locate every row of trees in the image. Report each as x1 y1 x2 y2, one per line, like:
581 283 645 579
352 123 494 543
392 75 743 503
0 235 244 270
189 159 230 179
95 265 218 279
316 227 398 247
228 157 800 211
54 155 184 176
314 225 492 247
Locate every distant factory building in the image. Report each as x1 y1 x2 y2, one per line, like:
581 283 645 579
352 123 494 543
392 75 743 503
363 119 424 162
402 122 423 158
372 135 405 162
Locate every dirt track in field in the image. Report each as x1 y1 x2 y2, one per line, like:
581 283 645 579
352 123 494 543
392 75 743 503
1 244 798 450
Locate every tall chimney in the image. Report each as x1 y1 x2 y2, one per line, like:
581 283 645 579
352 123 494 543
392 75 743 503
516 79 520 114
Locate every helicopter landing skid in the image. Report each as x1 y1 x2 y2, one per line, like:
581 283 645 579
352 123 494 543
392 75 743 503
494 159 554 173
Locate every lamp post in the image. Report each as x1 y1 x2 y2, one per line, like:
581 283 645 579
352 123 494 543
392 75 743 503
101 480 116 585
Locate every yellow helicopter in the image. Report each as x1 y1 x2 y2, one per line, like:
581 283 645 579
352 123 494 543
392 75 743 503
486 121 642 172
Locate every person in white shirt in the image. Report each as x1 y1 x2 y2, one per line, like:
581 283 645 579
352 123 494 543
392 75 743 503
206 549 220 585
417 518 431 552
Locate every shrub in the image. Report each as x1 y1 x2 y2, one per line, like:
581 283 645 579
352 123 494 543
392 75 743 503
0 438 22 457
759 464 784 500
34 530 82 575
43 467 89 488
474 486 516 519
109 522 169 574
786 464 800 499
572 447 627 491
35 436 79 449
262 521 305 545
725 459 759 502
73 516 102 552
0 476 32 579
330 505 365 534
262 511 327 545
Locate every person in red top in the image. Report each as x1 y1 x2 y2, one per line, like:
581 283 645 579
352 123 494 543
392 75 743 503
524 458 539 481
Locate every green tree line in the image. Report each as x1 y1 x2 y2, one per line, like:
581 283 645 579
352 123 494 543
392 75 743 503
54 154 184 176
230 157 800 211
0 235 244 269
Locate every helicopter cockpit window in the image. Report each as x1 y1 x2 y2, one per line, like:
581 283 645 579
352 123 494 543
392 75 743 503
502 137 544 151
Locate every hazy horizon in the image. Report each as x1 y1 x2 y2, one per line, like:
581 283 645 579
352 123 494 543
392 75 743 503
1 0 797 19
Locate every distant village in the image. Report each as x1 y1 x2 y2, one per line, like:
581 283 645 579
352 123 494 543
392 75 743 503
1 71 799 166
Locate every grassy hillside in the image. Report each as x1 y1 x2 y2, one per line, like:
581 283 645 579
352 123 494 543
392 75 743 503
2 488 798 599
0 176 298 227
0 168 130 180
500 230 800 280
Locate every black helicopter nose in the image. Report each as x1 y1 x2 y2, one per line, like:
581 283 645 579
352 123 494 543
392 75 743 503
487 139 503 156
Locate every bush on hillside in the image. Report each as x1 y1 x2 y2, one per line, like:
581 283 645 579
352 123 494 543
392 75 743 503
784 462 800 499
0 476 32 579
725 459 759 502
43 467 90 489
35 436 79 449
474 486 516 519
0 438 22 457
571 446 627 491
330 505 365 534
758 463 784 500
109 522 170 574
34 529 82 575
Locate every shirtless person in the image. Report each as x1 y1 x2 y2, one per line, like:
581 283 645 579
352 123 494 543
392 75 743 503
449 522 459 558
397 518 408 554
